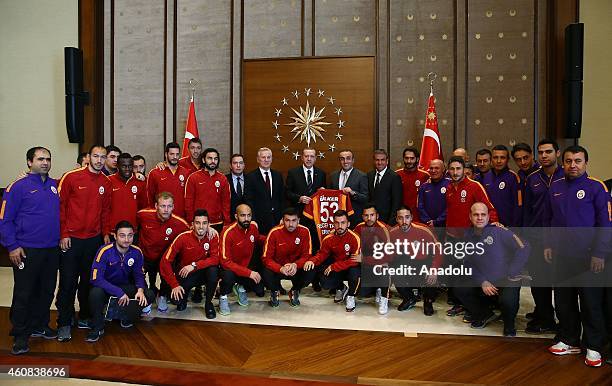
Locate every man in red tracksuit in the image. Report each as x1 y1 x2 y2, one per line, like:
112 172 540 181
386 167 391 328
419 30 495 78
178 137 202 175
146 142 189 219
261 207 314 308
218 204 266 316
56 144 112 341
445 155 497 316
304 210 361 312
184 148 231 229
160 208 219 319
396 147 431 223
136 192 189 313
354 203 391 315
109 153 148 229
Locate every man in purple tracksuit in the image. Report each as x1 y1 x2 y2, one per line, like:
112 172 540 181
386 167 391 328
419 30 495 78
511 142 540 193
545 145 611 368
417 159 450 228
87 220 154 343
455 202 529 337
0 147 60 355
479 145 522 227
522 139 564 334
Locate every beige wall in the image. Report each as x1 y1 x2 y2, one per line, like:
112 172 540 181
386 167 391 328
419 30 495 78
580 0 612 180
0 0 78 186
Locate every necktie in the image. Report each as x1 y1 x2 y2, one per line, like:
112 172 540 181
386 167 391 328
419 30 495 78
374 172 381 188
340 172 347 189
264 171 271 195
236 176 243 198
307 170 313 190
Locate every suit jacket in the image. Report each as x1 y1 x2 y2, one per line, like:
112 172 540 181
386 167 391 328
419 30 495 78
329 168 369 227
226 173 246 219
286 165 326 215
244 168 285 235
368 168 403 225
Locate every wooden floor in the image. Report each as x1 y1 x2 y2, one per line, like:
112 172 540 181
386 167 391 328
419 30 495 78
0 308 610 385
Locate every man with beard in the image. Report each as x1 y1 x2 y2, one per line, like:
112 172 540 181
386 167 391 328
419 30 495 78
1 147 60 354
132 155 146 180
179 137 202 175
184 148 231 230
417 159 450 228
147 142 189 219
219 204 266 315
102 145 121 176
353 204 391 314
396 147 430 223
136 192 190 313
479 145 522 227
160 209 219 318
108 153 148 229
304 210 361 312
56 145 112 341
262 208 314 308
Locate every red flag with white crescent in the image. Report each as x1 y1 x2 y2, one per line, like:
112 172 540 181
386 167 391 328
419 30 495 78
419 92 443 170
181 98 199 158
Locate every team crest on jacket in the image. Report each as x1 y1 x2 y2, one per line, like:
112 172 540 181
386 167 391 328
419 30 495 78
127 258 134 267
214 180 221 188
51 186 58 194
498 181 505 190
99 186 105 195
165 227 173 235
203 243 209 251
179 175 185 182
460 189 467 198
344 243 350 251
250 235 255 242
576 190 585 199
440 187 446 194
484 236 494 245
131 186 138 194
295 237 301 244
415 180 421 187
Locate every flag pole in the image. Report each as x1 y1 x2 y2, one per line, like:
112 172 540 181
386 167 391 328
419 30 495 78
427 71 437 96
189 78 196 102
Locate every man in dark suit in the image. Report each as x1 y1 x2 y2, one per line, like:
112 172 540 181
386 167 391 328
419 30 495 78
367 149 403 225
244 147 284 236
329 149 369 228
226 153 246 219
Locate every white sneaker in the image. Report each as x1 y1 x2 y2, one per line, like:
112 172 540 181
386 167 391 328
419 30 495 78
548 341 581 356
157 296 168 312
219 295 230 316
585 349 603 367
378 297 388 315
345 295 356 312
375 288 382 304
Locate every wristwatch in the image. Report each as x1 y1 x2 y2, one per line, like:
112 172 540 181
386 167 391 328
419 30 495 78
191 262 197 269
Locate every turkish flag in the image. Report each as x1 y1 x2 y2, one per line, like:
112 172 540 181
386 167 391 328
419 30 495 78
181 98 199 157
419 92 443 170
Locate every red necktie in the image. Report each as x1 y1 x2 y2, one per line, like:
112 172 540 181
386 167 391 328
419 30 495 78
264 171 271 195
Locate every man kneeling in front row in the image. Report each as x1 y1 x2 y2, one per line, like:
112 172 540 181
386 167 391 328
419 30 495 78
87 221 154 342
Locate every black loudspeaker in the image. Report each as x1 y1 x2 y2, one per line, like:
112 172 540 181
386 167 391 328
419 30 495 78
563 23 584 138
64 47 88 143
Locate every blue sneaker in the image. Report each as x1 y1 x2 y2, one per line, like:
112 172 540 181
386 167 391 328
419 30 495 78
77 319 91 329
157 296 168 312
219 295 231 316
233 284 249 307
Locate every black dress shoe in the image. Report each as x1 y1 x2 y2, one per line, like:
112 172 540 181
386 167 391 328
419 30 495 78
176 300 187 311
192 287 203 303
525 320 557 334
423 300 434 316
205 302 216 319
312 282 321 292
397 297 417 311
11 336 29 355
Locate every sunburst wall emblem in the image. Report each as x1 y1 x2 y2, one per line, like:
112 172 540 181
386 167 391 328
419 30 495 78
272 88 346 160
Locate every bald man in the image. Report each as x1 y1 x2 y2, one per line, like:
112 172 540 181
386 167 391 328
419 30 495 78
417 159 450 228
452 148 469 163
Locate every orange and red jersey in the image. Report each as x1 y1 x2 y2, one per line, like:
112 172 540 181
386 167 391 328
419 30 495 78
220 221 265 277
184 170 231 224
445 177 498 238
108 173 148 229
160 230 219 288
303 189 354 242
262 224 312 273
396 168 430 223
178 156 200 176
135 209 189 261
389 223 443 268
309 229 361 272
146 165 189 219
354 220 391 265
58 167 112 239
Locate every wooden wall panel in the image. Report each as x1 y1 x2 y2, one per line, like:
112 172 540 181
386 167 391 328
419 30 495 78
242 57 375 175
176 1 232 168
243 0 302 59
113 0 165 165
